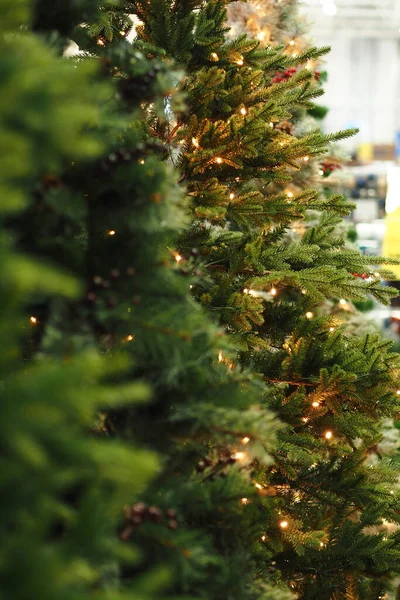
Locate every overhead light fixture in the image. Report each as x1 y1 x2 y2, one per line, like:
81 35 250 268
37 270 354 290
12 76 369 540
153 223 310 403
322 2 337 16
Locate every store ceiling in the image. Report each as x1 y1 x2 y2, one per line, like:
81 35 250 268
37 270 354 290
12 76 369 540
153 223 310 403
300 0 400 38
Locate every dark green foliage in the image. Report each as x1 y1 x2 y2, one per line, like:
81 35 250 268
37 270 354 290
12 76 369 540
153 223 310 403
32 0 100 35
307 103 329 120
7 0 400 597
353 298 375 312
0 5 162 599
122 1 400 597
3 2 289 599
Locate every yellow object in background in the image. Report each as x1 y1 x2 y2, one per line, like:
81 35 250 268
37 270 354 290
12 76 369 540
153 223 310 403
382 166 400 279
357 143 373 163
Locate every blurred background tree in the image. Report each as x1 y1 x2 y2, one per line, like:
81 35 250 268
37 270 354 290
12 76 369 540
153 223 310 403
0 3 161 599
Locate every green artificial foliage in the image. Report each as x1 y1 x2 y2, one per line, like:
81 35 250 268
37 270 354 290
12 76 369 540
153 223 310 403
4 1 288 599
6 0 400 598
120 1 400 598
31 0 100 35
353 298 375 312
0 4 167 600
307 103 329 120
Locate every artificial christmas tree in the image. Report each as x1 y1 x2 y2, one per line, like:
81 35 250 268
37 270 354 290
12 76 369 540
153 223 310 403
227 0 339 200
125 1 400 598
0 3 161 599
227 0 309 48
5 1 286 599
8 0 400 597
227 0 378 345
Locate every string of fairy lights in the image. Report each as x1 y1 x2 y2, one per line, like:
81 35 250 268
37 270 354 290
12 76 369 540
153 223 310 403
28 21 397 554
28 248 400 436
197 261 398 523
27 238 395 524
28 256 376 534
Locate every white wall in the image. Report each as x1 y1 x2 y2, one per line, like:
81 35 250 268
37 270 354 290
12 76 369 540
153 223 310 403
312 34 400 149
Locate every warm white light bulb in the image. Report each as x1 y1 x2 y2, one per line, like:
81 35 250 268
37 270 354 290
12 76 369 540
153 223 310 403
215 157 223 164
271 287 277 296
242 436 250 444
218 350 223 362
192 137 199 147
108 230 116 236
305 311 314 319
280 520 289 529
312 401 320 408
30 316 37 325
229 192 235 200
325 430 333 440
240 107 247 115
339 299 347 306
289 40 295 46
233 451 246 461
241 497 250 504
126 335 134 342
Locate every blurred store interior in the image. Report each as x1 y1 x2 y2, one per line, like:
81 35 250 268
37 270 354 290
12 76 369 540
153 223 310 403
299 0 400 339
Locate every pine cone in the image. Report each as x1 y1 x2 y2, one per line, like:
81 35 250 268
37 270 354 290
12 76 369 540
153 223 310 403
275 120 295 135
